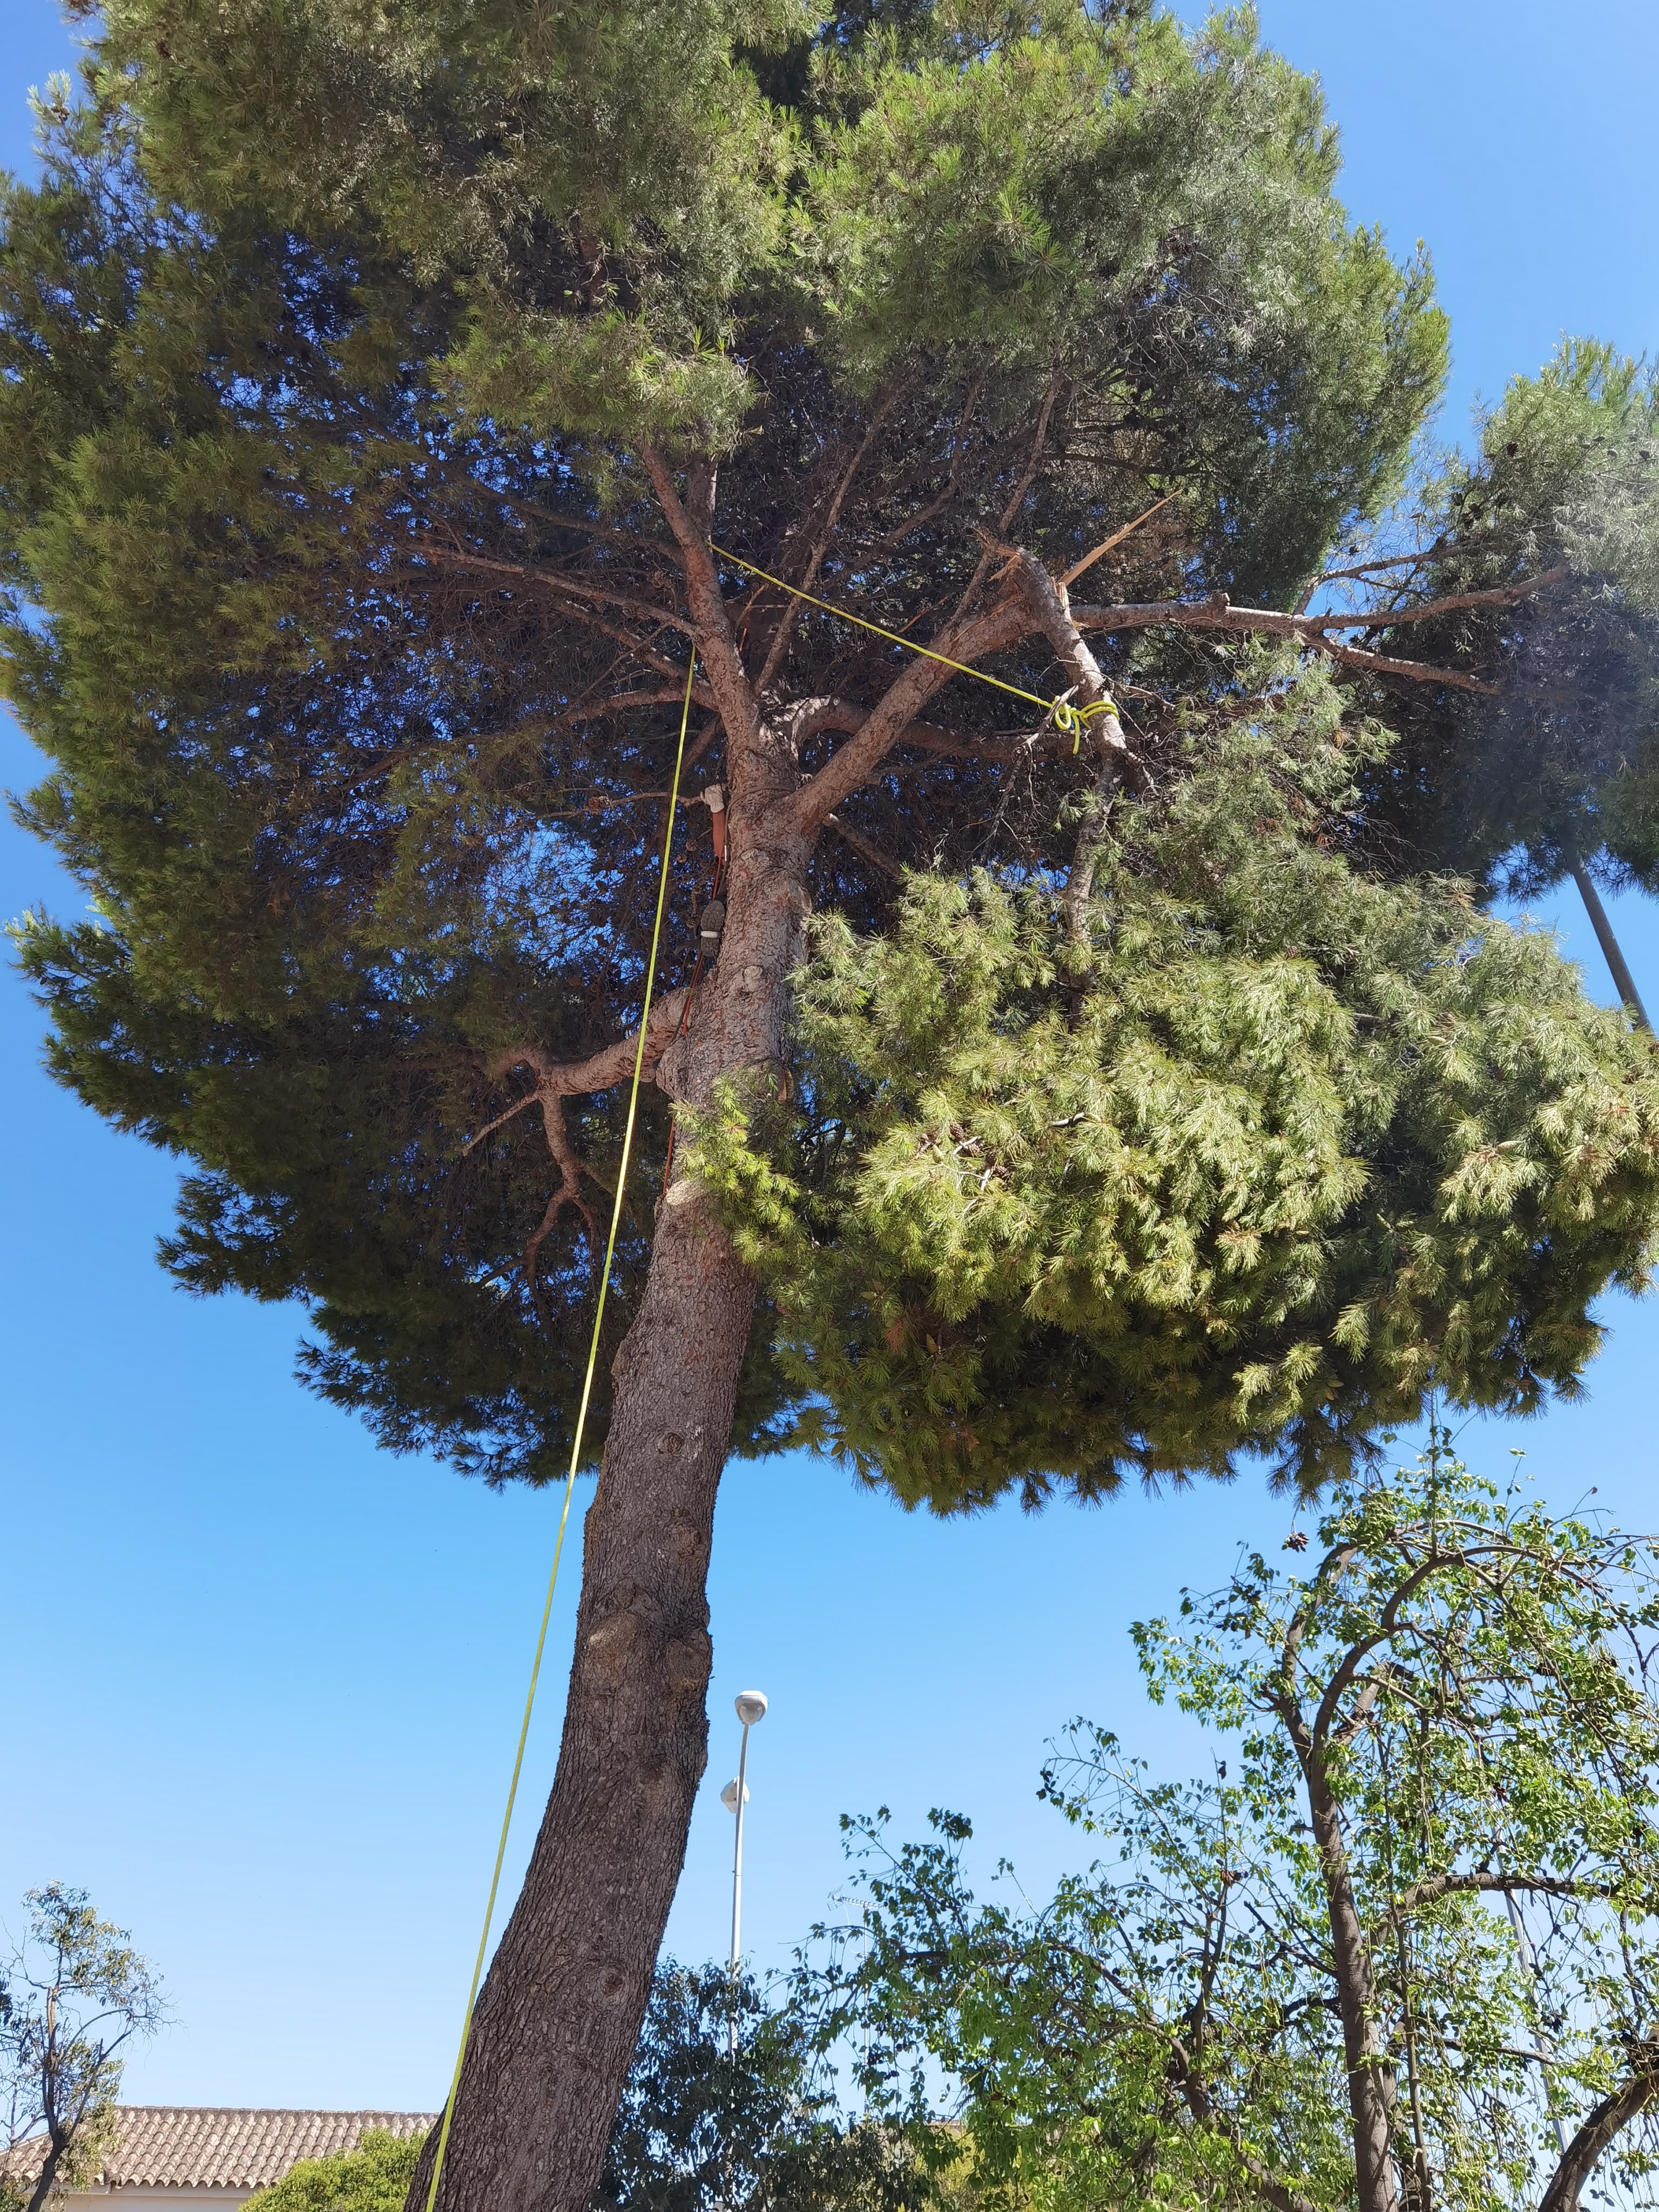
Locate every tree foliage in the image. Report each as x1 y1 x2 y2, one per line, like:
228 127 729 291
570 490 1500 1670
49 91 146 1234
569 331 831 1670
808 1448 1659 2212
1357 342 1659 903
596 1961 918 2212
245 2132 426 2212
693 679 1659 1502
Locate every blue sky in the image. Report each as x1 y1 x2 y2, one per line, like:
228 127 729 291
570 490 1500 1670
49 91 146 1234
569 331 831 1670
2 0 1657 2114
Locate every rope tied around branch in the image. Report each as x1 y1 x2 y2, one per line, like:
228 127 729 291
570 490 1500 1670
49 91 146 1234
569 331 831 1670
709 542 1117 751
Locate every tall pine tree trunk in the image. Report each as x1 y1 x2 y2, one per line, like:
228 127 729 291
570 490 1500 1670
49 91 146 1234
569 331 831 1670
409 802 813 2212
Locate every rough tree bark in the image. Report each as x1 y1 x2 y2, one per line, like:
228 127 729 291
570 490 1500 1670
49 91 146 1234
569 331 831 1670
1270 1631 1403 2212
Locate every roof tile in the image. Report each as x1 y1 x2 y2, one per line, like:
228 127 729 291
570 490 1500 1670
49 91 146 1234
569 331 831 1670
2 2107 436 2192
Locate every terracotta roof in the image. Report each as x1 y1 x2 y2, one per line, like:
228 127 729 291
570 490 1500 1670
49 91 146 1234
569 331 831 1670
2 2107 435 2193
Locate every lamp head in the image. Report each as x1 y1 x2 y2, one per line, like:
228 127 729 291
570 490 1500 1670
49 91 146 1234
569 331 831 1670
734 1690 768 1727
720 1778 750 1813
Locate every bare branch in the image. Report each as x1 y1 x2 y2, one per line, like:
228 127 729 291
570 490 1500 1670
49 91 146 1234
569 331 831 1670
997 375 1062 536
420 542 691 635
754 394 898 694
1059 493 1180 588
1307 635 1498 695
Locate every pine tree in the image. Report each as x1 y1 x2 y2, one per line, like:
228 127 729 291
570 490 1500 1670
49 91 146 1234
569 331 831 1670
4 7 1658 2210
1345 341 1659 1007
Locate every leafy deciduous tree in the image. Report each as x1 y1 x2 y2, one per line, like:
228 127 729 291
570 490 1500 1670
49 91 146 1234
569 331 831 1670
244 2131 427 2212
814 1447 1659 2212
0 1885 165 2212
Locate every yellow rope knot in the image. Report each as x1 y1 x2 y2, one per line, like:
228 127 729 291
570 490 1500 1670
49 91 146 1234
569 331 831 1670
710 542 1120 756
1053 697 1119 753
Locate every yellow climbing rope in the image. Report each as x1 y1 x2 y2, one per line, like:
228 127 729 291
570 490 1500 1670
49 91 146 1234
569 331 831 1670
709 543 1117 750
422 652 699 2212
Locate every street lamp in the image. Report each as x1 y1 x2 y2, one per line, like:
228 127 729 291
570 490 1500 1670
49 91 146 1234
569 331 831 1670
721 1689 768 2052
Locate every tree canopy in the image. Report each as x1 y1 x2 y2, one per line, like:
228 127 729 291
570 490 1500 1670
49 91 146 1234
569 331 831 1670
4 3 1655 1499
0 1885 165 2212
813 1448 1659 2212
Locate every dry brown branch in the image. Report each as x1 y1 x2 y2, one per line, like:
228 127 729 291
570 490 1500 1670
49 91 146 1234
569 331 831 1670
825 812 905 882
1306 635 1498 695
874 374 987 549
1059 493 1180 587
997 376 1061 535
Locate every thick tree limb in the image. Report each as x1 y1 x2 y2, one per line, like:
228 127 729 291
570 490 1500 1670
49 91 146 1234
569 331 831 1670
1390 1871 1611 1919
1538 2044 1659 2212
787 595 1031 828
487 987 692 1101
638 448 760 760
789 557 1552 826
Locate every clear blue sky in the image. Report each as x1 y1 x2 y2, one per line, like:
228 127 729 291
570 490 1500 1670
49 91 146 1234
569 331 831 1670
2 0 1657 2114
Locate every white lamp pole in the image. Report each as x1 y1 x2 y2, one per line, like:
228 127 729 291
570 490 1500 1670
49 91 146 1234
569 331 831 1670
720 1689 768 2053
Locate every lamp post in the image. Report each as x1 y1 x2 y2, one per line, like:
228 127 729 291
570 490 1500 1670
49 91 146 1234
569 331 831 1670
720 1689 768 2053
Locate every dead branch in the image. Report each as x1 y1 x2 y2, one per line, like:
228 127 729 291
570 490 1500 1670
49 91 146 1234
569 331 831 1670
1060 493 1180 588
825 812 906 882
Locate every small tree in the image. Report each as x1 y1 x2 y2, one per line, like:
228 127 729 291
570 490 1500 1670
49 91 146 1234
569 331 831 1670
0 1885 165 2212
816 1446 1659 2212
244 2131 426 2212
596 1961 918 2212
